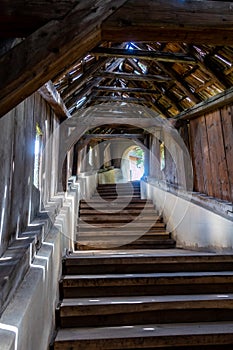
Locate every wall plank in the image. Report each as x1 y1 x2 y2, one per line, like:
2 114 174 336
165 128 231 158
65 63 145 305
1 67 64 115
189 104 233 202
221 105 233 202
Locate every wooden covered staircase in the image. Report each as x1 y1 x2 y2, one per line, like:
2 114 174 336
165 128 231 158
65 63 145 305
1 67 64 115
76 181 175 250
51 182 233 349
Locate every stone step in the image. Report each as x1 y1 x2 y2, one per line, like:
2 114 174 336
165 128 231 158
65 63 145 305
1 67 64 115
60 271 233 298
63 250 233 275
57 294 233 328
53 321 233 349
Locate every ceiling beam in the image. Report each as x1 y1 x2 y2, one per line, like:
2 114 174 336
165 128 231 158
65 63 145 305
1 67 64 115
156 62 201 104
61 57 108 100
0 0 128 118
90 95 148 104
92 47 196 64
93 86 159 95
83 133 144 140
102 0 233 45
94 71 171 82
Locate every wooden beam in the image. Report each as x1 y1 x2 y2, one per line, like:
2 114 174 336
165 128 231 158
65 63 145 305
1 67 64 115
92 47 196 64
156 62 201 104
93 86 159 95
38 81 71 120
176 86 233 121
83 133 144 140
0 0 128 118
66 58 124 108
90 95 148 104
0 1 78 37
94 71 171 82
61 57 108 100
102 0 233 45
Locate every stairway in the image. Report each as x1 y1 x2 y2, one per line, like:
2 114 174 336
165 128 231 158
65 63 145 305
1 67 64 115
53 249 233 349
76 181 175 250
51 182 233 349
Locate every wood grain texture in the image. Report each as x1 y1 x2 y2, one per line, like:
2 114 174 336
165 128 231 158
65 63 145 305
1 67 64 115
0 0 127 118
102 0 233 45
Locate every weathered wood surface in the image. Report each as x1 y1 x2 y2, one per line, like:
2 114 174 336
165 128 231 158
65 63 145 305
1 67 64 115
0 0 127 118
94 71 172 82
93 86 158 95
189 105 233 201
102 0 233 45
39 81 71 120
221 105 233 202
92 47 196 64
0 0 78 37
177 87 233 120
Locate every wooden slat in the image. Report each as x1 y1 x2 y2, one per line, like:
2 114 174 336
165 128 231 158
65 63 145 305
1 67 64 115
205 110 231 200
0 0 128 118
220 105 233 202
198 116 213 196
189 118 204 193
102 0 233 45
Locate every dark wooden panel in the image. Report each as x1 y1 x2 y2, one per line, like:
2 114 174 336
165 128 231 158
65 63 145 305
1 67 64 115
199 116 213 197
205 110 230 200
189 118 204 193
221 105 233 202
0 0 127 118
102 0 233 45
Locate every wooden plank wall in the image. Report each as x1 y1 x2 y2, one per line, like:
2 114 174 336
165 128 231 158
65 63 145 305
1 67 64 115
0 93 59 256
189 104 233 202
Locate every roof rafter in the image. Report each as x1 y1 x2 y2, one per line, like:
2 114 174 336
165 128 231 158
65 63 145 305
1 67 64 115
0 0 128 118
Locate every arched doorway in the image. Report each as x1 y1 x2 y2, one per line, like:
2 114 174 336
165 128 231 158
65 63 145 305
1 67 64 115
121 145 144 181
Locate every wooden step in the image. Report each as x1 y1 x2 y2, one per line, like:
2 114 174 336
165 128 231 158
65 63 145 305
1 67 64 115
80 198 151 204
75 239 176 251
63 250 233 275
57 294 233 328
60 271 233 298
80 202 154 209
53 321 233 349
79 209 157 215
78 215 162 223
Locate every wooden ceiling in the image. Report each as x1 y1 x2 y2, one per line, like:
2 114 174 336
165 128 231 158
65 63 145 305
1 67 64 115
0 0 233 119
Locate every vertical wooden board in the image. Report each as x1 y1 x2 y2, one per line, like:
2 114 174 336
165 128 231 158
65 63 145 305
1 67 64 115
0 110 15 254
205 110 230 201
189 118 204 193
9 100 27 238
22 94 36 223
221 105 233 202
199 116 213 196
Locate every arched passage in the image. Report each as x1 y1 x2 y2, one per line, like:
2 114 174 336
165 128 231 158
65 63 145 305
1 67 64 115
121 145 144 181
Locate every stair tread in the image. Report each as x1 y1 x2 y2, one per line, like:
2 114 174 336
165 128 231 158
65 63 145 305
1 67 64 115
67 249 233 262
55 321 233 342
61 293 233 308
